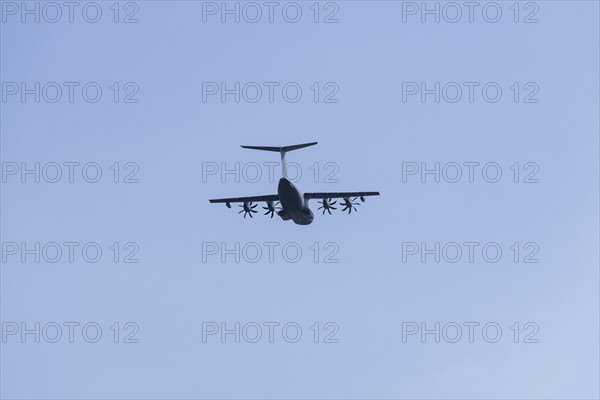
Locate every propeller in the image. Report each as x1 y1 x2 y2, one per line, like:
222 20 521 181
238 201 258 218
341 197 360 214
262 201 281 218
317 198 337 215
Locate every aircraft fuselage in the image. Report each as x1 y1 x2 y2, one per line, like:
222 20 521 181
277 178 314 225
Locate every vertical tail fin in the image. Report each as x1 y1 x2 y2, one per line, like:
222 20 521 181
240 142 318 178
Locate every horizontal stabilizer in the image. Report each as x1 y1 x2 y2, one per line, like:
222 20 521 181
241 142 317 152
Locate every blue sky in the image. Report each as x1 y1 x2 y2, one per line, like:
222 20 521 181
1 1 599 399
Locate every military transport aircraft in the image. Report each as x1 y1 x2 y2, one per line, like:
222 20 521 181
209 142 380 225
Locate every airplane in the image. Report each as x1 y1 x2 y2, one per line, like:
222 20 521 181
209 142 380 225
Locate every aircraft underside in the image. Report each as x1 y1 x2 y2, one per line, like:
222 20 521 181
277 178 314 225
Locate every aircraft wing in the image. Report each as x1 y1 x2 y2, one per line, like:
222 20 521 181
304 191 380 200
209 194 279 206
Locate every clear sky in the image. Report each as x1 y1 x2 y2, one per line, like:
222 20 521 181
1 1 599 399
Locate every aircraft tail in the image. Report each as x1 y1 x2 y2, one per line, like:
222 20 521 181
241 142 318 153
241 142 317 178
